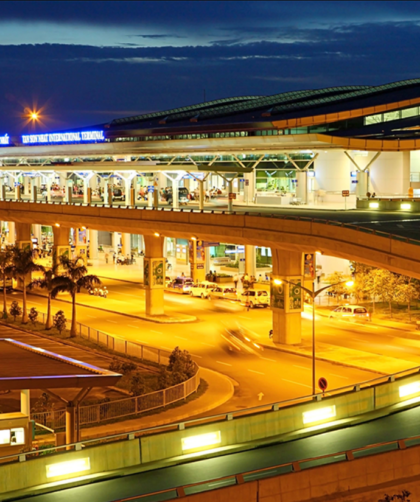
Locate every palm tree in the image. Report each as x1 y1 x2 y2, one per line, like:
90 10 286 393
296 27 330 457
6 246 45 323
52 255 101 337
0 248 13 318
29 265 61 329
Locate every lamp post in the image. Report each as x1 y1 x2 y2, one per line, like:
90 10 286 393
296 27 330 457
274 278 354 395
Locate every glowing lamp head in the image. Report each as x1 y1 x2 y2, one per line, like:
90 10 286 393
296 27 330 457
345 281 354 287
31 112 38 120
274 279 282 285
154 232 160 237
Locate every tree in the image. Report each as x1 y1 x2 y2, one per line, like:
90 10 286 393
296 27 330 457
28 307 38 325
6 246 44 323
51 255 101 337
53 310 67 334
394 281 419 320
368 269 398 316
9 300 22 321
0 248 13 319
379 490 411 502
29 265 61 330
350 261 375 304
130 371 145 396
325 271 352 303
168 346 196 384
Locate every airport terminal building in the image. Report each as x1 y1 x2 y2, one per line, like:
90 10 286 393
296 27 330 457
2 78 420 209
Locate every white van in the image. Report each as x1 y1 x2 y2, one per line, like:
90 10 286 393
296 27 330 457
189 281 217 299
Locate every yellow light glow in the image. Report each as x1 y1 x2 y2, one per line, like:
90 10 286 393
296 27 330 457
191 236 197 241
154 232 160 237
55 223 60 227
46 457 90 478
31 112 39 120
274 279 282 285
346 281 354 287
401 203 411 210
302 405 336 425
369 202 379 209
181 431 221 451
399 381 420 398
316 251 322 255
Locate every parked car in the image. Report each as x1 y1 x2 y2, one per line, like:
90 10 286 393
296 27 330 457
239 290 270 308
167 277 194 293
209 286 237 301
329 305 370 321
162 187 190 205
189 281 217 299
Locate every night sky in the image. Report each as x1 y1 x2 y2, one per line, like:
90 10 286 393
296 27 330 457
1 1 420 134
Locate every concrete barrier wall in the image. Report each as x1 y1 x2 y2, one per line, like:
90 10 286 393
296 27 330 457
0 439 140 494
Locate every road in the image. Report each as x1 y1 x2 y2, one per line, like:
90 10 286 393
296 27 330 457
12 404 420 502
11 274 420 412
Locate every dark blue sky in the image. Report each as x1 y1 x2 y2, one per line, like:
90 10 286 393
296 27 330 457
1 1 420 134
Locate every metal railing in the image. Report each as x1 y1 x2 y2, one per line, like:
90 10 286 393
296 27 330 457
111 434 420 501
2 361 420 465
2 197 420 247
2 309 200 428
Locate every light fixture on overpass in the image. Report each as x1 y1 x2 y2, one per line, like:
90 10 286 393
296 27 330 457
274 278 354 395
302 405 336 425
181 431 221 452
399 381 420 399
55 223 60 227
154 232 160 237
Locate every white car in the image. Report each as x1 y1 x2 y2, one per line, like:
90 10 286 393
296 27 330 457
189 281 217 299
239 290 270 308
329 305 370 321
208 286 238 301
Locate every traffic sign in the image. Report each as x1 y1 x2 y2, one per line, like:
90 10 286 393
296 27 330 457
318 377 328 392
147 186 154 193
245 179 249 186
342 190 350 197
228 192 237 200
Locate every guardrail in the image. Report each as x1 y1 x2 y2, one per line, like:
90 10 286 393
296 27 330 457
3 310 200 428
3 197 420 246
111 434 420 501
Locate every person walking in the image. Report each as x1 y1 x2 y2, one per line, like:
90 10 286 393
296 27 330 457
105 252 109 264
112 252 116 264
233 273 239 289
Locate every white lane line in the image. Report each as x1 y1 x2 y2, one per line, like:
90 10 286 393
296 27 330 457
128 325 138 329
216 361 232 366
191 354 203 359
29 301 43 306
260 357 276 363
248 369 265 375
282 378 312 389
175 336 188 341
161 346 172 351
108 320 118 324
151 330 163 334
201 342 216 347
293 365 310 371
330 374 349 379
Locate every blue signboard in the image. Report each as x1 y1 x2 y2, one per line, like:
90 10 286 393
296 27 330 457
21 130 105 145
0 134 9 146
148 186 154 192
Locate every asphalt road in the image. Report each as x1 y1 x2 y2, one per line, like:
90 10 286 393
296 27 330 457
11 405 420 502
12 276 420 412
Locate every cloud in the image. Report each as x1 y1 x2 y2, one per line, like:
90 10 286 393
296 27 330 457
129 34 187 39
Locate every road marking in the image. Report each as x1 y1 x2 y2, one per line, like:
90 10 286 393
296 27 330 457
282 378 312 389
191 354 203 359
151 330 163 334
216 361 232 366
330 373 349 379
248 369 265 375
175 336 188 341
28 301 43 306
128 325 138 329
260 357 276 362
201 342 216 347
293 365 310 371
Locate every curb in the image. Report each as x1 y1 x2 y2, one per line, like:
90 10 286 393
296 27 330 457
28 292 197 324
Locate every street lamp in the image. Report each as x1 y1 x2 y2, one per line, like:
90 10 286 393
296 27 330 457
274 278 354 395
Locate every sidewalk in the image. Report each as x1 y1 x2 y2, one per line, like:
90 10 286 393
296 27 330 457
81 367 234 439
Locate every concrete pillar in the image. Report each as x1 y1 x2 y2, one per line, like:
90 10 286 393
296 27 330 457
314 151 351 192
205 247 211 274
20 389 30 416
46 176 52 202
89 229 99 260
172 179 179 209
122 233 131 256
0 178 4 201
23 176 29 196
52 226 71 267
295 171 308 203
65 180 73 203
15 222 32 249
227 179 233 212
245 245 256 277
66 403 76 445
112 232 120 254
271 249 303 345
189 239 206 283
32 224 42 247
356 171 369 198
370 151 410 195
7 221 15 245
143 234 165 316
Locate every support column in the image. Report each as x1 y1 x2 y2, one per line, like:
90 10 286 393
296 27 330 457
271 249 303 345
189 239 206 283
32 224 42 248
356 171 369 198
143 234 165 316
89 229 99 260
172 179 179 209
245 245 256 277
66 403 76 445
52 226 71 267
112 232 120 254
295 171 308 203
7 221 15 245
75 228 87 263
15 223 32 250
65 179 73 203
20 389 30 416
122 233 131 257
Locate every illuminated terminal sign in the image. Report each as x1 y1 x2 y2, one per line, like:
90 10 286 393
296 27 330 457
0 134 9 146
22 130 105 145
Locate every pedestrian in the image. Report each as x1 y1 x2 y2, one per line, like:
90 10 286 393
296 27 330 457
233 273 239 289
105 252 109 264
112 252 115 264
